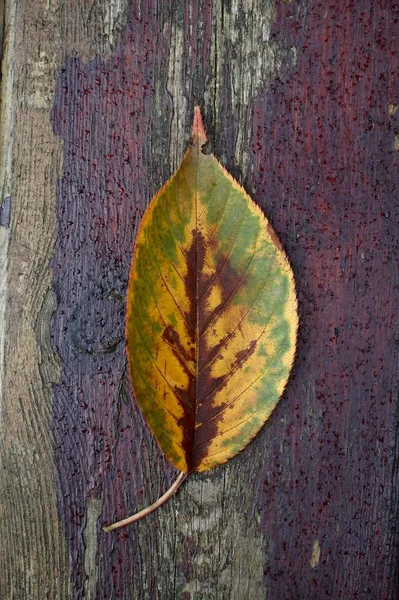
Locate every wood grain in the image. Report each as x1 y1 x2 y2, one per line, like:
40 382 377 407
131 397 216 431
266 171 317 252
0 1 398 599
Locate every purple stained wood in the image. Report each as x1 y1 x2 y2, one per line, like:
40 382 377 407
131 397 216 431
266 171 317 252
49 1 399 598
249 2 399 598
51 8 179 597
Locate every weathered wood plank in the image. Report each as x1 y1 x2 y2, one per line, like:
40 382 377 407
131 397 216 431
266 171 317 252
1 1 398 599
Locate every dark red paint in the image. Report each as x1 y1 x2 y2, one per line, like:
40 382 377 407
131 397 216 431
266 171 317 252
249 2 399 599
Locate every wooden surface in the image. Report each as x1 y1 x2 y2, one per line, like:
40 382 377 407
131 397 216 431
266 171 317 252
0 1 398 599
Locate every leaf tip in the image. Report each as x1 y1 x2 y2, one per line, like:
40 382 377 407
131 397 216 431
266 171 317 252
192 106 207 146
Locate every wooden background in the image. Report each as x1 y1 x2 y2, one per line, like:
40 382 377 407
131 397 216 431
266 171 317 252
0 1 398 599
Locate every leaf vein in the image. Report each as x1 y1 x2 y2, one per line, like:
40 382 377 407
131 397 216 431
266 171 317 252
198 209 249 302
197 308 273 406
131 318 195 414
198 261 275 374
131 290 195 377
195 358 276 434
142 242 196 334
132 355 191 432
198 227 262 340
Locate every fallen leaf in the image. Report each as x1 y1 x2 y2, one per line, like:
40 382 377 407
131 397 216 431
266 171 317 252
104 107 298 531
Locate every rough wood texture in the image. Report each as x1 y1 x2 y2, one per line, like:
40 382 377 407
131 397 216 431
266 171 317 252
0 1 398 599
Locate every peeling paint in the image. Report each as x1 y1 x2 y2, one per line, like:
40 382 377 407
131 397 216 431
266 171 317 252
83 498 102 600
26 51 59 110
204 0 297 178
166 22 189 171
310 539 320 569
162 1 297 181
172 468 267 597
103 0 129 51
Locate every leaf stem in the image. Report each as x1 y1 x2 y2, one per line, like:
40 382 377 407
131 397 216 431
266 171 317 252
103 471 188 532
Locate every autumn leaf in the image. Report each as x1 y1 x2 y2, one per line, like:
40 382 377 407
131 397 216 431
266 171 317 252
104 107 298 531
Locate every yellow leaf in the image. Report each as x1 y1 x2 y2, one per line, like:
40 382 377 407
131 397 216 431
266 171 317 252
104 107 298 531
